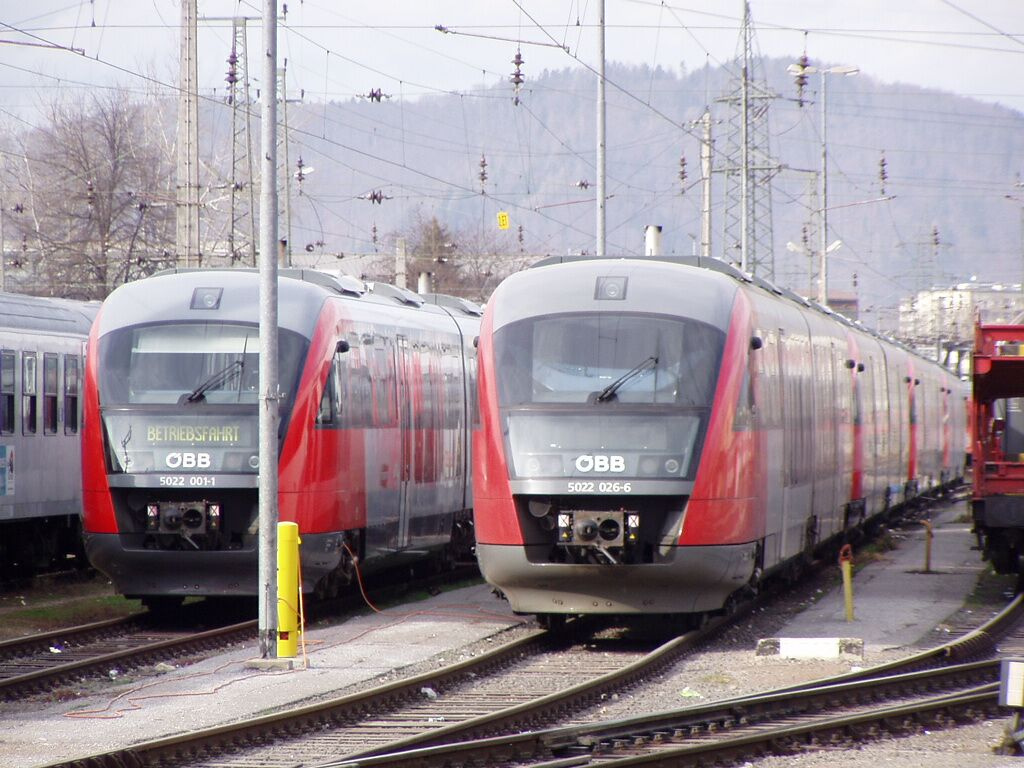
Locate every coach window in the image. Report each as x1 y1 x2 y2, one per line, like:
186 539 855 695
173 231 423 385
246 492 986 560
0 351 13 434
64 354 80 434
43 353 58 435
22 352 37 435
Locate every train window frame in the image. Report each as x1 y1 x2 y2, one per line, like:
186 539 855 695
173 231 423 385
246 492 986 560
64 353 80 435
0 350 13 435
43 352 58 435
22 351 37 436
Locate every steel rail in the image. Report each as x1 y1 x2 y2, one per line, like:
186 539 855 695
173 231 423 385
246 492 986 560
0 614 146 660
40 629 549 768
0 619 257 699
315 587 1024 768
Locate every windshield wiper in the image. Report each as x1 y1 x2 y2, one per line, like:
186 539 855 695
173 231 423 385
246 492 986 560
595 356 658 402
184 360 243 403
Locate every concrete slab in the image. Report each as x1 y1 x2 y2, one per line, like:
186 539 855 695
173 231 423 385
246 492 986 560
756 636 864 659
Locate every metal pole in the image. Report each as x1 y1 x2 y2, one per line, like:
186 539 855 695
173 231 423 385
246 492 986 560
700 109 712 260
0 192 5 292
395 237 407 288
819 71 829 306
739 1 750 273
175 0 200 268
596 0 606 257
257 0 280 660
279 66 291 266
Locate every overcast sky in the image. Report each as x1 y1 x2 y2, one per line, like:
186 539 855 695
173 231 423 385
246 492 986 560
3 0 1023 119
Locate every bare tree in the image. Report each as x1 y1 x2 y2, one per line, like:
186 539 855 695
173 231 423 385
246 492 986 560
399 209 528 301
2 89 176 299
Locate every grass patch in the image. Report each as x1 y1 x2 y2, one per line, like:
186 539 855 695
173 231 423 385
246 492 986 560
0 580 141 640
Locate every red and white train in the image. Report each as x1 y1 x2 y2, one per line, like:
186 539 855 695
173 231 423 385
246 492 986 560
473 255 965 623
82 268 479 609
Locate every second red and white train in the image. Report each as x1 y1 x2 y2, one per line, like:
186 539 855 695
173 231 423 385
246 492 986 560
473 255 965 623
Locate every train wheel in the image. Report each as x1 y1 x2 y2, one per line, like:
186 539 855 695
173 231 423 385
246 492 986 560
536 613 567 634
141 596 185 616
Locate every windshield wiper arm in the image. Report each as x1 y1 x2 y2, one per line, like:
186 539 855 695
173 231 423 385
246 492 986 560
596 356 658 402
185 360 243 403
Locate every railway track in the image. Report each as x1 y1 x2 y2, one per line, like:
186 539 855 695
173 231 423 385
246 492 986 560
36 552 1002 768
1 565 480 703
38 565 1021 768
37 616 730 768
292 593 1024 768
0 612 255 700
27 493 1004 768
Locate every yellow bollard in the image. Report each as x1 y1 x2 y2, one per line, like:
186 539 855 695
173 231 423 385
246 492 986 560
277 522 301 658
839 544 855 622
922 519 934 573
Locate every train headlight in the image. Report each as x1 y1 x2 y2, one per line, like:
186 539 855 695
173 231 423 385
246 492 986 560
639 457 659 475
146 504 160 531
517 454 562 478
207 503 221 532
664 458 681 475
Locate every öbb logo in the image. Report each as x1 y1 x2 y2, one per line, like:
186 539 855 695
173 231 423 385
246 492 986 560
574 454 626 473
165 452 212 469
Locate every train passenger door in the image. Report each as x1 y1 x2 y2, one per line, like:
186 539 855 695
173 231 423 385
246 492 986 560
395 335 413 550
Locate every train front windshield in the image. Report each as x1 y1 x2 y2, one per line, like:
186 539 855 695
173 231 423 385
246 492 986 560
97 322 307 474
493 313 724 480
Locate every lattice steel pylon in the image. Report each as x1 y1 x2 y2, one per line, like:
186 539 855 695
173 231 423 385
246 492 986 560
715 1 778 279
226 17 257 266
175 0 200 268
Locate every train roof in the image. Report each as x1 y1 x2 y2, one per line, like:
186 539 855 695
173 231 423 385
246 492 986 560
96 268 477 340
516 254 956 375
0 291 98 336
491 255 740 333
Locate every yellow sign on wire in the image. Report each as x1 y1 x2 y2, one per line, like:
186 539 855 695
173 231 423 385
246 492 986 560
497 211 510 230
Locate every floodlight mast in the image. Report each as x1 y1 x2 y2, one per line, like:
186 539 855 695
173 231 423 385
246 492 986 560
787 61 858 306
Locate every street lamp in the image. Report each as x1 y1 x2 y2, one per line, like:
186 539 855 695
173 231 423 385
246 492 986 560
787 60 859 306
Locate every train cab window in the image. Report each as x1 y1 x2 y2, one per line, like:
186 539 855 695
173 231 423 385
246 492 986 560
64 354 80 434
43 353 58 435
494 313 723 407
97 323 306 407
22 352 37 435
0 351 13 435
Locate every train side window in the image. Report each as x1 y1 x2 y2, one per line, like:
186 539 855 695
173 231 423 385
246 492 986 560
64 354 80 435
22 352 37 435
732 366 756 430
0 351 13 435
316 363 340 426
43 353 58 435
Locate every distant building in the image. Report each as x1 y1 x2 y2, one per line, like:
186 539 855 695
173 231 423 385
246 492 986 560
899 282 1024 347
827 291 859 320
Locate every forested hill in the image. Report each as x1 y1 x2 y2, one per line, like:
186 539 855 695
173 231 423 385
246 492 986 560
282 56 1024 321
